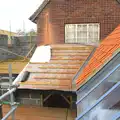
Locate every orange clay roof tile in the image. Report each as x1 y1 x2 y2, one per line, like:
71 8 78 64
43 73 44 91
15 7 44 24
76 24 120 88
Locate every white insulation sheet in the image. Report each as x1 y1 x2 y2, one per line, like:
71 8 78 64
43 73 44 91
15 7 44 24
30 45 51 63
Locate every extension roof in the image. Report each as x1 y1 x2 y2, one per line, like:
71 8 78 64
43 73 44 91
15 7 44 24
19 44 94 91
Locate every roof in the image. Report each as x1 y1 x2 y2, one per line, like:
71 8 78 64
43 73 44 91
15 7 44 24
0 29 17 36
0 59 29 74
29 0 50 23
76 24 120 89
19 44 94 91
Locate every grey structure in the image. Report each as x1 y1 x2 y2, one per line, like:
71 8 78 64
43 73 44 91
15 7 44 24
76 52 120 119
15 89 42 106
0 35 37 60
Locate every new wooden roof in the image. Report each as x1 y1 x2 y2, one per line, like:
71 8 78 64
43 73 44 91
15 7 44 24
0 59 29 74
76 24 120 89
19 44 94 91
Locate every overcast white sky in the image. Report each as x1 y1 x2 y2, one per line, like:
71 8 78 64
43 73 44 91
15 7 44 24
0 0 44 32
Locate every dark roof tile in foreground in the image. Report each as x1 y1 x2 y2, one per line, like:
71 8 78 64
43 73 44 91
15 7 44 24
76 24 120 89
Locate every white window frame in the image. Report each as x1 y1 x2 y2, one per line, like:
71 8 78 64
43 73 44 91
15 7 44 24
65 23 100 45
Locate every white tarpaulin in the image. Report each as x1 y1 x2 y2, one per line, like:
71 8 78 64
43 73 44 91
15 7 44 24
30 45 51 63
13 45 51 84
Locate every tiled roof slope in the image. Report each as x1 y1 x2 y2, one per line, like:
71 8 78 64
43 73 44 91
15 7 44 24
76 24 120 89
19 44 94 91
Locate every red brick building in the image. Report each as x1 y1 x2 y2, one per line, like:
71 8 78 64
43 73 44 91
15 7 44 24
2 1 120 119
30 0 120 45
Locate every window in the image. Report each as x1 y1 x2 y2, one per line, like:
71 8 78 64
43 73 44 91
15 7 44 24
65 23 100 45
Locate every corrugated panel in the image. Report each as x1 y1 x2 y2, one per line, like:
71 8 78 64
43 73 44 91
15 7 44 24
20 44 94 91
76 24 120 89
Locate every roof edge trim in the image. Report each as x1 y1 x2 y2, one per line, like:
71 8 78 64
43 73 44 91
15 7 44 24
77 49 120 91
29 0 50 23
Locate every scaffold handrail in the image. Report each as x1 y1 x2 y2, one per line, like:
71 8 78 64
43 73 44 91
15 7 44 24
1 105 17 120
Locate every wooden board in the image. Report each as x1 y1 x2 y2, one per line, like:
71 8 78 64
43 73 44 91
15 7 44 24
2 105 76 120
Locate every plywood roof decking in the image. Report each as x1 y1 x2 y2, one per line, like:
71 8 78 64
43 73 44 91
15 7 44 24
3 105 76 120
76 24 120 89
19 44 94 91
0 59 29 74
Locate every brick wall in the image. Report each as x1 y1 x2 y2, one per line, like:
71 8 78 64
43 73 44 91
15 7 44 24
37 0 120 45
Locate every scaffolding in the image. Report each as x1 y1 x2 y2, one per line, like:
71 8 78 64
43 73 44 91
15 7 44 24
0 63 29 120
0 20 36 119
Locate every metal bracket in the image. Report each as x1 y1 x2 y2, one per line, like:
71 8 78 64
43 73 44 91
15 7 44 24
7 84 19 91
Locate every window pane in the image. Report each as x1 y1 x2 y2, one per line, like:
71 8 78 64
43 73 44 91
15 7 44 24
94 31 99 38
77 38 87 43
94 24 99 31
88 24 94 31
77 25 83 31
77 31 87 38
65 24 76 43
83 25 87 31
88 32 94 38
66 38 75 43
